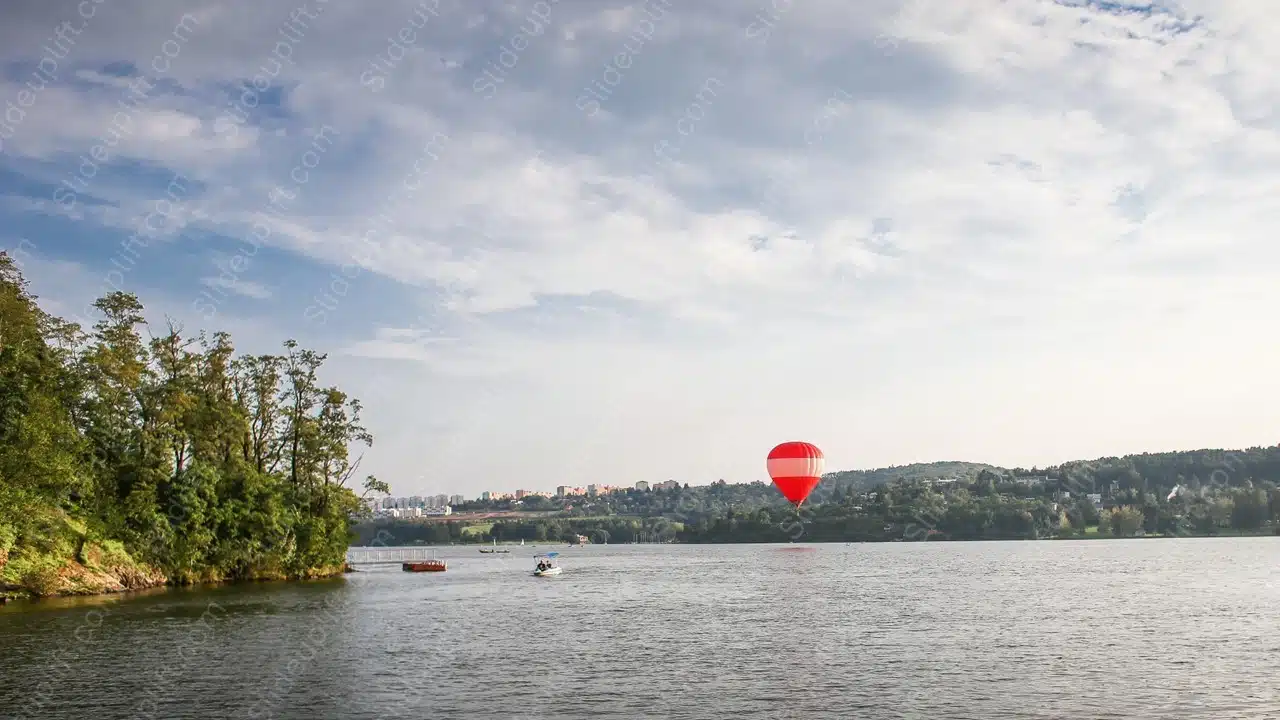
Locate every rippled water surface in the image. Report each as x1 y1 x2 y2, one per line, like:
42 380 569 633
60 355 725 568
3 539 1279 719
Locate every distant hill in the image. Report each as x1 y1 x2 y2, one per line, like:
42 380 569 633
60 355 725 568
816 461 999 497
434 447 1280 521
815 446 1280 497
360 446 1280 546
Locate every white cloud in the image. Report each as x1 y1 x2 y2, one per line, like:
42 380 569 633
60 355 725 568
200 274 273 300
4 0 1280 496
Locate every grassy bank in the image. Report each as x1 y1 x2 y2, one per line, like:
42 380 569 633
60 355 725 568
0 509 165 601
0 508 350 602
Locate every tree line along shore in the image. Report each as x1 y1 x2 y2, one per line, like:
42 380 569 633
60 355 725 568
356 452 1280 545
1 253 386 601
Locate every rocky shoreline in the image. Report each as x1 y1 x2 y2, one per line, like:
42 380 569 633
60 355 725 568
1 546 166 602
1 547 349 603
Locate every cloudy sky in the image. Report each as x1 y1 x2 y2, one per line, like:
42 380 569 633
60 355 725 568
2 0 1278 497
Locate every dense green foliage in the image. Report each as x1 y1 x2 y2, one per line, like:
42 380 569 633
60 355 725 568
688 453 1280 541
0 253 387 597
362 453 1280 545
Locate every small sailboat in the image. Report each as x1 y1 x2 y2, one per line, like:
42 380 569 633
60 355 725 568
533 552 562 577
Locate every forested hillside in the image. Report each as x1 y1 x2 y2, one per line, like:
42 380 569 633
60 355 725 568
0 252 385 599
363 449 1280 545
815 461 997 498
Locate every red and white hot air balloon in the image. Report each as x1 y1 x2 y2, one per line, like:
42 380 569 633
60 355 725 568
766 441 824 508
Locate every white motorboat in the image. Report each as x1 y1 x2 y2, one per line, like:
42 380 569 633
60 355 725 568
532 552 562 577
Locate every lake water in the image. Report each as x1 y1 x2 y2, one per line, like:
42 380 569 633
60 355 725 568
2 539 1278 719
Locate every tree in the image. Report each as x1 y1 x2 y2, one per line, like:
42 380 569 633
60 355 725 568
976 469 998 496
1097 509 1112 536
1109 506 1143 537
360 475 391 501
1076 498 1101 527
0 254 381 597
1210 497 1234 528
0 253 89 548
1056 511 1074 538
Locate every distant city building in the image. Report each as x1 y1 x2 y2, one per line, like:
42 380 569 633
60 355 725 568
363 481 729 511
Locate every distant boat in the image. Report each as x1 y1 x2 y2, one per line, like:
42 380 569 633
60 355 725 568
403 551 446 572
480 538 509 554
403 560 446 572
